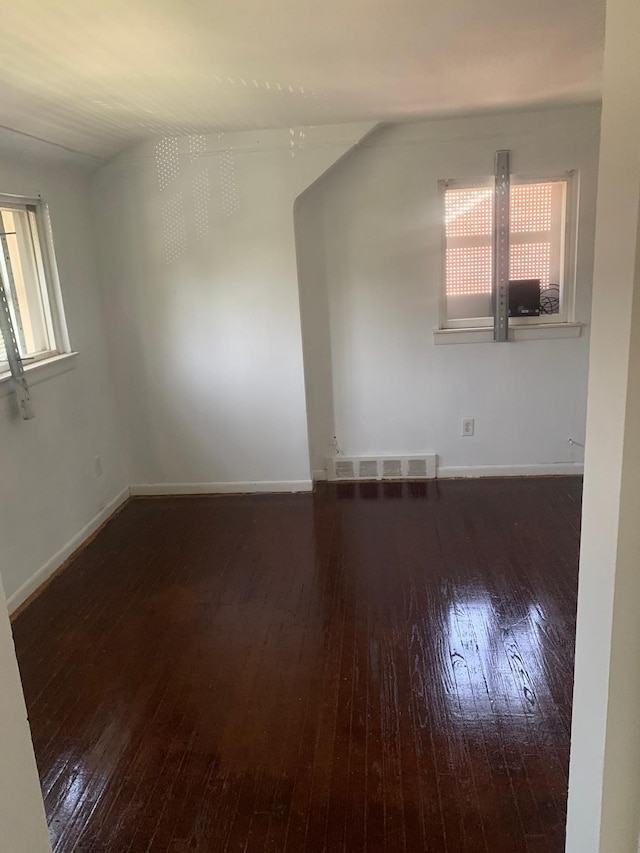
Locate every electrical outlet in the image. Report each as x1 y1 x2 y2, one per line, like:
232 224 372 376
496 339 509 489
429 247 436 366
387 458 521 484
94 455 103 477
461 418 475 437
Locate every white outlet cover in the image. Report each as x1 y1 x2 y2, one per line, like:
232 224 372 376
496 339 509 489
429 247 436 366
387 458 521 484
462 418 475 436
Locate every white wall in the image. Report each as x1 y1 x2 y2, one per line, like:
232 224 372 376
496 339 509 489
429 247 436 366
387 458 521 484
0 573 51 851
296 105 601 475
566 0 640 849
91 124 373 490
0 143 129 606
92 108 598 494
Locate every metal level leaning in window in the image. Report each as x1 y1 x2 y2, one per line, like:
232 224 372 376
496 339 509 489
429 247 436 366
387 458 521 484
439 170 578 331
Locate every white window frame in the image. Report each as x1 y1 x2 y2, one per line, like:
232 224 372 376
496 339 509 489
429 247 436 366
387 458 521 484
0 194 70 373
438 172 579 331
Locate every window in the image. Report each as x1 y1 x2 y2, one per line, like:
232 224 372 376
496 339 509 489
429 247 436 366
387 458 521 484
441 176 576 329
0 197 68 370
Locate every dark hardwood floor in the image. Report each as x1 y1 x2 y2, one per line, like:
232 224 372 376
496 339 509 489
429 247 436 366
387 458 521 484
12 478 582 852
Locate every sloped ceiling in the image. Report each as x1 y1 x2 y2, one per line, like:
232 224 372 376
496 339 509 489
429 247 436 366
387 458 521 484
0 0 604 160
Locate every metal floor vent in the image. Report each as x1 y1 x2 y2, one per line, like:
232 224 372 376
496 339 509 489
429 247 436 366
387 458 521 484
334 459 355 480
327 454 437 481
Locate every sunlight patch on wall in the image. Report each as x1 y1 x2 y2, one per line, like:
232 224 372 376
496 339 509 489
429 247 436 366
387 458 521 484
193 170 210 240
289 127 307 159
156 137 180 190
219 150 240 217
161 192 187 263
188 134 207 162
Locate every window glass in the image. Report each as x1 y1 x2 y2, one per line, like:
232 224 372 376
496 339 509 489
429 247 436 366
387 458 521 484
443 180 568 326
0 202 59 367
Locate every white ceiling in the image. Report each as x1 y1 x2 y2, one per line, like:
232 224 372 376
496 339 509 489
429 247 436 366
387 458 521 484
0 0 605 160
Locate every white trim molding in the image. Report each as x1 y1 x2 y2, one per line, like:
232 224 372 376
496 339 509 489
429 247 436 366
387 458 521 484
0 351 78 396
438 462 584 478
130 480 313 496
7 486 130 614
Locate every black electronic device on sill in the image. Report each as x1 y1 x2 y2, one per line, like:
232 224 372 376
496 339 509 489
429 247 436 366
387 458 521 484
509 279 541 317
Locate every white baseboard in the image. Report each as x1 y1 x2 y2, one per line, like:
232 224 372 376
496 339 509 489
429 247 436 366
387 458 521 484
130 480 313 496
437 462 584 479
312 469 327 481
7 486 131 615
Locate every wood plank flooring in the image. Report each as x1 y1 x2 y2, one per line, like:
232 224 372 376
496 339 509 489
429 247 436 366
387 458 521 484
12 478 582 852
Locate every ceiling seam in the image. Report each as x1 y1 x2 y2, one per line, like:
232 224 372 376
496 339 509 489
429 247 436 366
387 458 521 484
0 124 106 161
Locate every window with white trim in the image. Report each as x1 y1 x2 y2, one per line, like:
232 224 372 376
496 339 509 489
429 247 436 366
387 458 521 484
0 197 68 370
441 175 575 329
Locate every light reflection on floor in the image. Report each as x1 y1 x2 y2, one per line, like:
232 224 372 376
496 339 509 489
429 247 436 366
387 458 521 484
444 594 545 722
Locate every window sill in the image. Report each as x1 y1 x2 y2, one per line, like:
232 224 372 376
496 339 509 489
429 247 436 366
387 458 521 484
0 351 78 396
433 323 583 345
